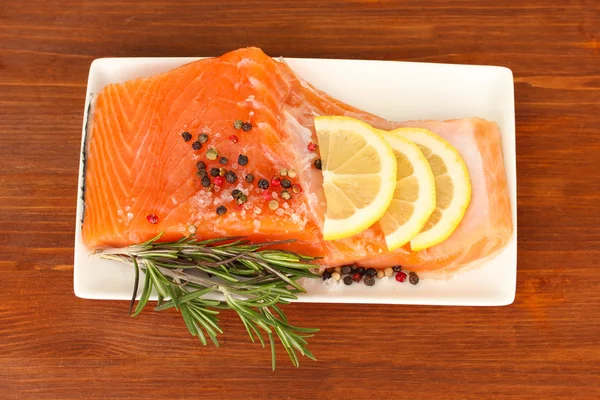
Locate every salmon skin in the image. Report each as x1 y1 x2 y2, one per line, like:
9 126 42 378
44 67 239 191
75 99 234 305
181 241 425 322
82 47 513 276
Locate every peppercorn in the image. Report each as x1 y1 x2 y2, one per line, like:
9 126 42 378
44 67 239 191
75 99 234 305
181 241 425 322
343 276 353 286
198 133 209 143
219 156 228 165
258 179 269 189
279 179 291 189
238 154 249 166
196 169 207 178
192 141 202 150
307 142 319 152
322 270 332 281
384 267 394 277
236 193 248 205
219 168 226 176
225 171 237 183
241 122 252 132
146 214 159 224
206 148 218 160
314 159 322 169
231 189 242 198
233 120 243 129
268 200 279 210
216 205 227 215
364 276 376 286
287 169 298 179
279 168 288 177
392 265 402 272
210 168 220 177
376 270 385 279
365 268 377 277
181 131 192 142
352 272 362 283
292 184 302 194
355 267 365 276
196 161 207 170
395 271 407 283
341 265 353 275
245 173 255 183
409 271 419 285
201 176 211 187
205 183 214 192
281 190 291 200
213 176 224 186
229 135 238 143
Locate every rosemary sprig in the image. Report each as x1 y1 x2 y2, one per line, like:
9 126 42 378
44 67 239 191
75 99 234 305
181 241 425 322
98 233 320 369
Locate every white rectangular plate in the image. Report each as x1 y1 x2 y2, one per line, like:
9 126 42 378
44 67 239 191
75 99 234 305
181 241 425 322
74 55 517 306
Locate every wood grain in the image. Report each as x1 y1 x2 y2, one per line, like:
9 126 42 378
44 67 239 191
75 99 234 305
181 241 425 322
1 0 599 399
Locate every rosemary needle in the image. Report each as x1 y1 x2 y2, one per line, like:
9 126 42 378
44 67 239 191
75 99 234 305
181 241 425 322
99 233 320 370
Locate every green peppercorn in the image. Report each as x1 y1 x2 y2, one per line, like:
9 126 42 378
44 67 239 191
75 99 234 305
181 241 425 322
210 168 220 177
219 156 228 165
280 179 291 189
181 131 192 142
206 148 218 160
287 169 298 179
281 190 291 200
245 173 255 183
268 200 279 210
216 205 227 215
196 169 207 178
241 122 252 132
201 176 211 187
236 193 248 204
196 161 206 170
225 171 237 183
314 159 322 169
343 276 353 285
409 271 419 285
233 120 243 129
238 154 249 166
192 141 202 150
198 133 209 143
258 179 269 189
364 276 376 286
279 168 288 177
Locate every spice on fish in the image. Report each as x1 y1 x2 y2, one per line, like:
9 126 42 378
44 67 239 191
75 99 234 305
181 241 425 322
206 148 218 160
238 154 249 166
262 191 272 201
233 120 243 130
281 190 291 200
229 135 238 143
181 131 192 142
287 169 298 179
213 176 224 186
219 168 226 176
205 183 214 192
241 122 252 132
146 214 159 224
292 184 302 194
192 141 202 150
279 168 288 177
314 159 322 170
196 161 207 170
201 176 211 187
210 168 220 177
236 193 248 205
196 169 207 178
409 271 419 285
341 265 353 275
219 156 228 165
225 171 237 183
268 200 279 210
280 179 291 189
271 177 281 187
307 142 318 152
198 133 209 143
258 179 269 189
245 173 255 183
231 189 242 198
216 205 227 215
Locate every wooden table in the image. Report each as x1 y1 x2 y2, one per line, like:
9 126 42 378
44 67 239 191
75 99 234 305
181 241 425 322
1 1 599 399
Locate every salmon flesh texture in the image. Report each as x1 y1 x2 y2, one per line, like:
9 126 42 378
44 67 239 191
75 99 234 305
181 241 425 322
82 47 513 276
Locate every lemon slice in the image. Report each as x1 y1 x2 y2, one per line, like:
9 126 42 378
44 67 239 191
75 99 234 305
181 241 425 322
378 131 436 251
392 127 471 251
314 116 397 241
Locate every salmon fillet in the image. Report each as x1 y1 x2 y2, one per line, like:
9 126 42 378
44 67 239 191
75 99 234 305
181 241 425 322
82 47 513 275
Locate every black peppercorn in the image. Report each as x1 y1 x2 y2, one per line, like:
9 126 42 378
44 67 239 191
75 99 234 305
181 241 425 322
231 189 242 198
181 131 192 142
241 122 252 132
216 205 227 215
238 154 249 166
322 270 332 281
364 276 376 286
409 271 419 285
201 176 211 187
219 156 228 165
392 265 402 272
225 171 237 183
343 275 353 286
245 173 255 183
280 179 291 189
341 265 353 275
314 159 322 169
236 193 248 204
210 168 220 177
192 141 202 150
196 169 207 178
258 179 269 189
355 267 365 276
365 268 377 277
198 133 209 143
196 161 206 170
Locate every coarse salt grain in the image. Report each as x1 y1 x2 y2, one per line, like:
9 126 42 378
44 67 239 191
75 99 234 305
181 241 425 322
246 95 255 102
282 202 290 209
254 207 262 214
275 208 284 216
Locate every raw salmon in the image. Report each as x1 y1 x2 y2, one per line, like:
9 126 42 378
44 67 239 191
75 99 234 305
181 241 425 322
82 47 513 275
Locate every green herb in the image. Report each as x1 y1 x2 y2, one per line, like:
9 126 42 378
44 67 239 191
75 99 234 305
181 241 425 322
98 234 321 369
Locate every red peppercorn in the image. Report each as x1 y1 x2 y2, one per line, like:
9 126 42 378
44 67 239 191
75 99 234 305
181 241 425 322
308 142 319 152
395 271 407 282
229 135 239 143
271 177 281 187
213 176 224 186
352 272 362 282
262 191 272 201
146 214 159 224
